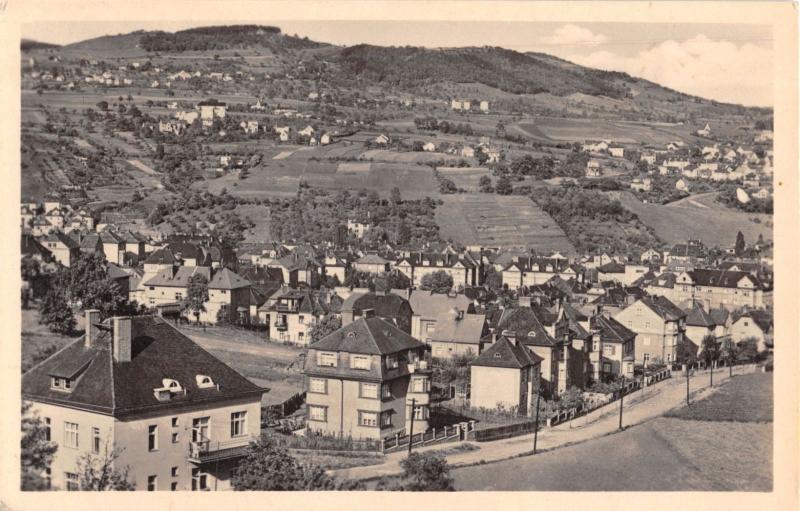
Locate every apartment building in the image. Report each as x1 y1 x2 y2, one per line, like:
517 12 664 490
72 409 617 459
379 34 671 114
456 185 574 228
647 269 771 311
22 312 264 491
303 316 431 440
394 253 478 288
258 287 329 345
614 296 686 367
469 336 542 415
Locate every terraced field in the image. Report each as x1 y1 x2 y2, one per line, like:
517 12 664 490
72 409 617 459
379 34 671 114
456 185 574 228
436 194 575 253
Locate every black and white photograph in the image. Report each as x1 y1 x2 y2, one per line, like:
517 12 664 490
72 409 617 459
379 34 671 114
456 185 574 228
5 0 798 505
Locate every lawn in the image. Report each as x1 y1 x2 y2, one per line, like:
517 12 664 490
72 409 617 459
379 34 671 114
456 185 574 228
21 308 79 373
615 190 773 246
665 371 773 423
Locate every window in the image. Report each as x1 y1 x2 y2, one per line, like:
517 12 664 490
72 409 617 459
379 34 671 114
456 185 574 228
191 468 207 491
171 482 178 491
171 467 179 477
644 321 651 329
359 382 379 399
230 411 247 438
172 432 179 444
412 406 425 420
426 323 435 333
308 405 327 422
51 377 72 392
309 378 327 394
171 417 179 428
603 362 612 373
644 353 651 363
604 345 616 356
192 417 210 442
64 422 79 449
92 427 101 454
626 321 633 329
385 355 399 369
147 475 157 491
381 411 392 427
317 351 337 367
148 425 158 451
175 293 183 301
65 472 79 491
298 315 305 324
359 411 378 427
351 354 371 370
411 378 427 393
44 418 51 441
381 383 392 399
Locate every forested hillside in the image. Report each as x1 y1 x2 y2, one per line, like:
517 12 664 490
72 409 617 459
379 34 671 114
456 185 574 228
139 25 326 52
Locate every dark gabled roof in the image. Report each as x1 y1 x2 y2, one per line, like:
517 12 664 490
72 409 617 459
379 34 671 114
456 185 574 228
208 267 250 290
592 314 636 343
106 262 131 281
709 307 730 326
497 307 558 347
688 269 763 290
734 310 773 333
260 287 329 315
310 317 424 355
598 261 625 273
342 292 410 319
22 316 264 418
430 313 486 344
21 234 52 259
640 296 685 321
198 98 226 107
42 231 80 249
561 303 591 340
685 303 715 327
471 337 542 369
144 247 177 265
408 291 472 319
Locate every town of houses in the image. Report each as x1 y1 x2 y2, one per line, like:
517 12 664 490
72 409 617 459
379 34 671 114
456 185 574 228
18 25 777 493
21 189 774 490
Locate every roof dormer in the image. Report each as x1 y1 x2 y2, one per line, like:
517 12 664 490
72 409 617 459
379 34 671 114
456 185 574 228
196 374 216 389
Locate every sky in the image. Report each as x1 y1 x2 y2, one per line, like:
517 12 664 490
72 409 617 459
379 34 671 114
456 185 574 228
22 21 773 107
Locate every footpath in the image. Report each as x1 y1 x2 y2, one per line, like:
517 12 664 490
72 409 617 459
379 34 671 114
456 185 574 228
332 365 756 481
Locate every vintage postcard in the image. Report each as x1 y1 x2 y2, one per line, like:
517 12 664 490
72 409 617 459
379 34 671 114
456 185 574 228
1 1 797 510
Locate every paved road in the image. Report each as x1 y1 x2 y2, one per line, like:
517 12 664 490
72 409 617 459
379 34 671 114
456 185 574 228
332 365 755 481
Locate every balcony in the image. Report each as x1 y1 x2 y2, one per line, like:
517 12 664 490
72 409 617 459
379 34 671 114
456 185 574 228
187 437 252 464
274 321 288 331
407 360 431 374
275 302 299 313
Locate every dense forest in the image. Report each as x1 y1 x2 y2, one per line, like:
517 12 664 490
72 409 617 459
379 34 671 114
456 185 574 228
331 45 632 98
140 25 325 52
531 185 664 256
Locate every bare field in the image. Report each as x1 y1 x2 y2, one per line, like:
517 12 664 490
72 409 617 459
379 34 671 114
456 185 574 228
437 167 491 192
436 194 575 252
513 117 702 145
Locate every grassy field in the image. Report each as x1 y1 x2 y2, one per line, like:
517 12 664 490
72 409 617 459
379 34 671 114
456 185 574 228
435 194 575 252
453 371 773 491
437 167 491 192
21 308 79 372
512 116 704 145
614 190 773 246
666 371 773 422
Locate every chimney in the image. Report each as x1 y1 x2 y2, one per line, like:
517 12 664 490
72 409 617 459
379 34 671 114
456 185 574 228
518 296 531 308
113 317 133 363
84 309 101 348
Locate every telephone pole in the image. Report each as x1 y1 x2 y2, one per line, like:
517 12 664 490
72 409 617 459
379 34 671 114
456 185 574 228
407 397 416 456
686 363 691 406
618 376 625 431
532 391 541 455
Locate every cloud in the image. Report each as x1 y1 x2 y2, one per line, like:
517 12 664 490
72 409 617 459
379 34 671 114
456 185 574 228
544 24 608 46
565 34 773 107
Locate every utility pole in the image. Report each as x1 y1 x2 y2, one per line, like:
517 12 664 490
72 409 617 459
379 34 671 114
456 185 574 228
618 376 625 431
407 397 416 456
533 391 541 455
686 363 690 406
709 357 714 388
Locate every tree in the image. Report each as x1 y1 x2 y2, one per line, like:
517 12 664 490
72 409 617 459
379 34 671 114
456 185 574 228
377 452 454 491
308 314 342 344
96 100 108 111
478 175 493 193
21 401 58 490
420 270 454 293
737 337 760 362
735 231 746 256
439 177 458 194
701 334 720 387
39 286 76 334
390 186 402 206
76 447 136 491
232 434 360 490
495 176 513 195
182 273 209 323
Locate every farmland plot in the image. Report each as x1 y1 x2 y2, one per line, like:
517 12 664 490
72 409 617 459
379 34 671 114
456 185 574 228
437 167 491 192
436 194 575 253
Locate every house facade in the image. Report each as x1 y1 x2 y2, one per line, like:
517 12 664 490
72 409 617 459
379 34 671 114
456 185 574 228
304 317 431 440
469 337 542 415
22 312 263 491
614 296 686 367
